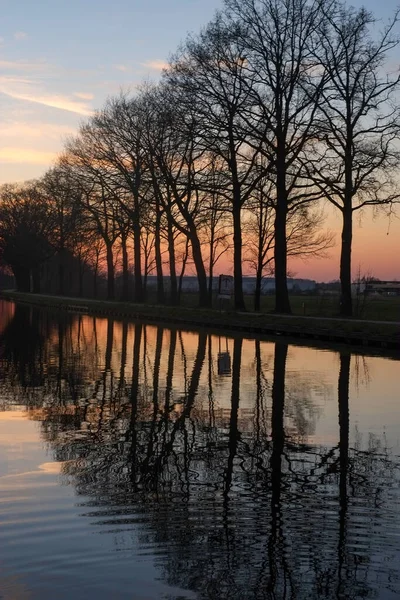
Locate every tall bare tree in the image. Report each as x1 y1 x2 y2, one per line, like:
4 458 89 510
60 151 120 301
306 4 400 316
225 0 327 313
166 15 264 310
140 84 210 307
66 95 149 303
197 154 232 304
244 182 334 311
41 167 81 295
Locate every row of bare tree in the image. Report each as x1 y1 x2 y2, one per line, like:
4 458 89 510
1 0 399 315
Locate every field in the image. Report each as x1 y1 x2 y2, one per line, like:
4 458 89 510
245 294 400 322
176 293 400 322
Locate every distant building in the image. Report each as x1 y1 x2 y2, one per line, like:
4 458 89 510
145 276 316 294
365 281 400 297
351 280 400 297
256 277 316 294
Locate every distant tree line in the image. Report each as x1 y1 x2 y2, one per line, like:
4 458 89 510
0 0 399 316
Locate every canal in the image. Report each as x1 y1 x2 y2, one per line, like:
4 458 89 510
0 300 399 599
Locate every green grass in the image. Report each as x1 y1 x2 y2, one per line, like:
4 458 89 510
161 292 400 322
246 294 400 322
2 288 399 322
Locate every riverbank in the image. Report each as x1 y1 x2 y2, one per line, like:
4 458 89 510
1 290 399 353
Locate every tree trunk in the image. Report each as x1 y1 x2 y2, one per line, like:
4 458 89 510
78 260 84 298
58 249 65 296
93 260 98 299
189 231 209 308
32 266 41 294
254 198 265 312
155 208 165 304
177 239 189 304
232 203 246 311
274 135 291 314
167 219 178 305
133 220 143 304
339 205 353 317
208 273 214 306
254 265 262 312
274 202 291 314
208 229 215 306
106 243 115 301
13 265 31 292
121 235 130 301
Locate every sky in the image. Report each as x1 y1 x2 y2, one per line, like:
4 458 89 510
0 0 399 282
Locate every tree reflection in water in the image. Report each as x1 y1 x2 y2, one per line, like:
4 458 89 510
0 302 399 599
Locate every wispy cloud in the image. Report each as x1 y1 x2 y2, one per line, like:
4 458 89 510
2 89 93 116
73 91 94 100
0 57 94 115
0 76 93 116
14 31 28 41
114 64 129 72
141 59 169 71
0 147 56 165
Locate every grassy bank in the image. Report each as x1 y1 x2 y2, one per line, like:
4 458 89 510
158 292 400 322
1 290 399 353
248 294 400 322
133 290 400 322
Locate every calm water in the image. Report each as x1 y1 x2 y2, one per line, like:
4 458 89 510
0 300 399 600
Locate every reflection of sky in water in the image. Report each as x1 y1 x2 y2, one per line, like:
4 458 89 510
0 413 197 600
0 300 400 599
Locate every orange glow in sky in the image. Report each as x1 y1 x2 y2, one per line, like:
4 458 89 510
213 208 400 282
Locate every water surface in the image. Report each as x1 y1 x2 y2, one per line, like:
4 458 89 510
0 300 399 599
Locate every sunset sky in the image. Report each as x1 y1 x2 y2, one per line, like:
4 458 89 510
0 0 399 282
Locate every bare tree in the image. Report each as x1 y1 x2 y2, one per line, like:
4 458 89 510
225 0 327 313
198 155 232 305
0 181 56 292
306 4 400 316
139 84 210 307
140 226 156 299
66 95 150 303
85 237 105 299
166 15 264 311
41 167 82 295
114 195 132 301
244 183 334 311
